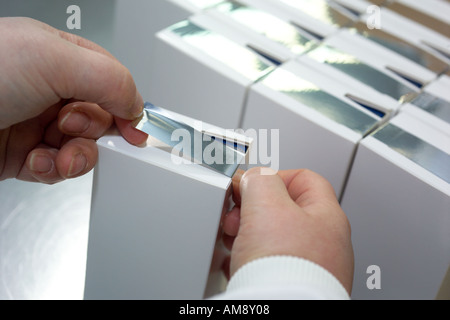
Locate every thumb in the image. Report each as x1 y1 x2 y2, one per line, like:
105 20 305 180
239 167 294 219
230 167 299 275
55 45 144 120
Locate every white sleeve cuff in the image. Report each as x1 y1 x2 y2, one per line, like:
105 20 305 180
213 256 350 300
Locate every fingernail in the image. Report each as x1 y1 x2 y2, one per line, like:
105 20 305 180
67 153 88 177
29 154 54 174
131 112 144 128
260 167 278 176
233 169 244 181
132 104 144 119
60 111 90 134
240 167 277 191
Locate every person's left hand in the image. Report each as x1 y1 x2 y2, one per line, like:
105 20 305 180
221 168 354 295
0 17 148 184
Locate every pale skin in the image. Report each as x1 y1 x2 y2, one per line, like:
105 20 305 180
1 17 354 296
222 168 354 295
0 17 148 183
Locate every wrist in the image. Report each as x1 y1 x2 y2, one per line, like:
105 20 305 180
226 255 351 300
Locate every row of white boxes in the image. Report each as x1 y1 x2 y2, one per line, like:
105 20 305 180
87 0 450 299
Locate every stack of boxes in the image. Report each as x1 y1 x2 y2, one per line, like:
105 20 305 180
87 0 449 299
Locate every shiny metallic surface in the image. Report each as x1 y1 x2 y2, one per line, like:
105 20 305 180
135 103 248 178
213 1 317 55
350 21 449 74
169 20 274 80
278 0 355 27
410 92 450 124
0 173 92 300
306 44 418 101
260 68 379 135
387 2 450 38
373 124 450 184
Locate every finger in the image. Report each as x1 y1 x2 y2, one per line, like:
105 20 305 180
19 18 117 61
54 28 145 121
277 169 339 209
46 34 144 121
222 206 241 237
221 255 231 281
58 102 147 146
58 102 113 139
43 118 65 148
55 137 98 179
239 167 295 218
55 29 118 61
21 145 64 184
231 169 244 206
222 234 236 252
1 120 43 180
49 25 146 131
114 116 149 146
21 137 98 183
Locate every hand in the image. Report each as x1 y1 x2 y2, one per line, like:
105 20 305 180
222 168 354 295
0 17 148 183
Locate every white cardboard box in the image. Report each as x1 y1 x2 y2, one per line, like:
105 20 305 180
147 18 275 129
400 74 450 133
396 0 450 24
341 112 450 300
200 1 318 63
252 0 357 39
330 0 385 14
424 75 450 101
324 29 439 88
364 7 450 63
148 1 338 129
332 0 450 64
401 93 450 135
241 60 384 198
84 105 250 299
345 20 449 76
296 44 420 112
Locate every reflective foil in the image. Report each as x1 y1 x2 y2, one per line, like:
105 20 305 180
373 124 450 184
213 1 317 55
260 68 379 135
350 21 449 74
169 20 274 80
410 92 450 124
134 102 248 178
278 0 355 27
306 44 418 101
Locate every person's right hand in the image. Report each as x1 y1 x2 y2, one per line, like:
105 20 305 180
0 17 147 184
222 168 354 295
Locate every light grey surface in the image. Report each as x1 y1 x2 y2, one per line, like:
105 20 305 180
0 0 116 51
341 141 450 300
0 173 92 300
111 0 194 102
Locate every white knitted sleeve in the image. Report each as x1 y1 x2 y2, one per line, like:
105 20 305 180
211 256 350 300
